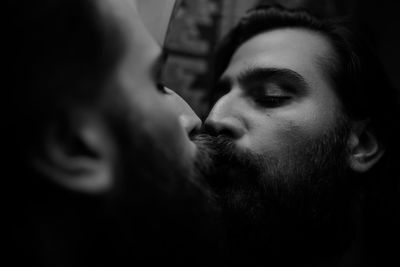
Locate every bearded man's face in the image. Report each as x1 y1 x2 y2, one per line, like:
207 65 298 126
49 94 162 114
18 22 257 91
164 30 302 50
201 29 361 265
198 115 358 264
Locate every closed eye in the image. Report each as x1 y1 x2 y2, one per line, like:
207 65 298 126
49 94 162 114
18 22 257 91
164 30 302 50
237 66 307 108
253 95 292 108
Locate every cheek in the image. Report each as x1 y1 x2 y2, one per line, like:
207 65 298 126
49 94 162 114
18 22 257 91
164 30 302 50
126 91 181 147
244 101 338 156
280 97 339 135
247 119 304 157
163 92 184 117
150 92 198 159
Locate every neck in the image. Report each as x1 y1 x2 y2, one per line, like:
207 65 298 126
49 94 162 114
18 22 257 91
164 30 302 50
12 175 111 266
323 200 365 267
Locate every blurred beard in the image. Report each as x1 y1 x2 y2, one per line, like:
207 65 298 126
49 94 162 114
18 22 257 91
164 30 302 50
195 120 360 266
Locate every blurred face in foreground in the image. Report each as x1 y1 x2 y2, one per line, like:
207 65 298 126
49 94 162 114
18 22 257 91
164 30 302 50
12 0 217 265
30 0 205 193
100 0 202 188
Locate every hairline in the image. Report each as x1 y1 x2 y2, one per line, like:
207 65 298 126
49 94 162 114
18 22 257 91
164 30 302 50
226 26 345 112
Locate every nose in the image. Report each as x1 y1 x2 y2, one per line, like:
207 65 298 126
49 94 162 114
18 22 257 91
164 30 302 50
165 88 201 135
205 92 245 139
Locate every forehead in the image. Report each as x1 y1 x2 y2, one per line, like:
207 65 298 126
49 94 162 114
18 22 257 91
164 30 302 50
136 0 177 45
97 0 162 64
97 0 176 45
226 28 333 86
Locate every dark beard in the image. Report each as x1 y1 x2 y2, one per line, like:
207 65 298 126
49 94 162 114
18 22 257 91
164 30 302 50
195 121 359 266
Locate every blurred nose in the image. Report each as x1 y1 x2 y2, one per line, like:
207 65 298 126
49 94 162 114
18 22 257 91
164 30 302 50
179 108 201 136
205 91 246 139
165 88 201 136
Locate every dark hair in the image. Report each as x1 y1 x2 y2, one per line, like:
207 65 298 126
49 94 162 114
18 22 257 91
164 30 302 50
5 0 124 161
213 4 400 175
212 5 400 265
214 5 399 142
3 0 126 233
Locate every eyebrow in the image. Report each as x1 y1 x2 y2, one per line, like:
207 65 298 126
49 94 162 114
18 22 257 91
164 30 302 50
218 67 310 94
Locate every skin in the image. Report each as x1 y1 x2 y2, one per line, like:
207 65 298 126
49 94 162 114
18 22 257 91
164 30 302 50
203 28 354 267
206 28 344 157
26 0 202 194
7 1 214 265
100 0 200 162
202 24 387 267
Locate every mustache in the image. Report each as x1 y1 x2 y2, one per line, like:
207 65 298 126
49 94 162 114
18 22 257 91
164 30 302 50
193 134 265 169
192 134 266 189
192 134 241 159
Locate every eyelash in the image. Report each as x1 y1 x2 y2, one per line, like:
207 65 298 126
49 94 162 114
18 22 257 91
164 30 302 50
254 96 291 107
156 83 168 94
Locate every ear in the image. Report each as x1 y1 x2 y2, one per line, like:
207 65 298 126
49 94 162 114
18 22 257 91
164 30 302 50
347 120 385 173
31 109 115 194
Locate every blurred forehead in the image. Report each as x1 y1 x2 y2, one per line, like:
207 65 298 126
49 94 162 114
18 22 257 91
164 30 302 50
136 0 177 45
97 0 177 47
